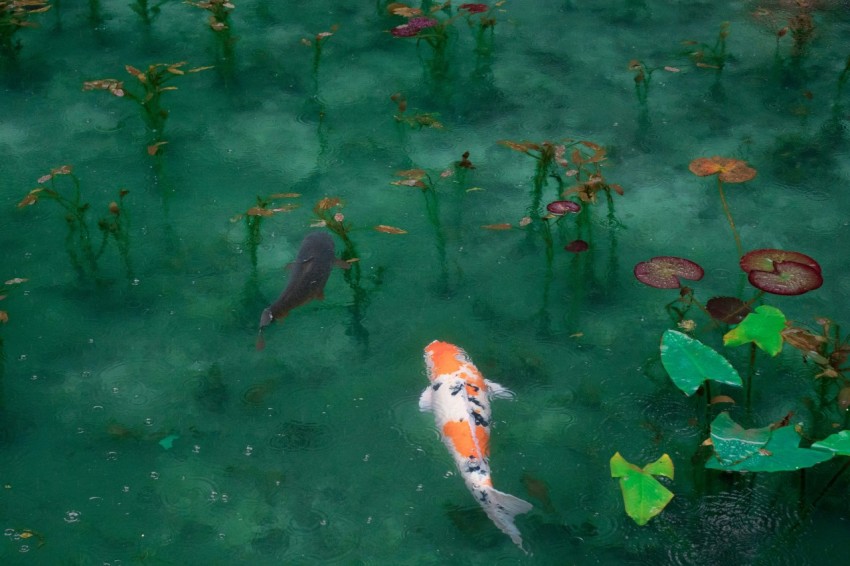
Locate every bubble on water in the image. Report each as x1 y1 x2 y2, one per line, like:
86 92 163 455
244 445 254 456
131 279 140 286
192 445 201 454
150 471 159 480
64 510 81 523
144 418 153 426
18 355 26 361
122 486 130 493
19 544 29 553
106 451 118 461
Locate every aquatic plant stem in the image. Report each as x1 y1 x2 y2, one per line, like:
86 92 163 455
717 177 743 258
746 343 757 417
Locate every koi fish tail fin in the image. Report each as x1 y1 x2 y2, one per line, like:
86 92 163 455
484 488 533 551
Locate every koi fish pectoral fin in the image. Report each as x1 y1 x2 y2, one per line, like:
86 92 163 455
485 380 516 400
334 259 352 270
418 387 434 412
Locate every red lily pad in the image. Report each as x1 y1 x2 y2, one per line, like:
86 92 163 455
546 200 581 215
739 248 821 275
564 240 589 253
747 261 823 295
634 256 705 289
706 296 752 324
688 157 757 183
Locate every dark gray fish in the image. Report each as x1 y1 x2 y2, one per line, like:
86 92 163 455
256 231 348 350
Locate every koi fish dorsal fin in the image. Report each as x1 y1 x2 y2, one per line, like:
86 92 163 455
485 380 515 400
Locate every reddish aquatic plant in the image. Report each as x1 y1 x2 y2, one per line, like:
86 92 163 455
706 296 752 324
564 240 589 253
688 156 757 257
546 200 581 216
740 249 822 296
459 3 489 14
634 256 705 289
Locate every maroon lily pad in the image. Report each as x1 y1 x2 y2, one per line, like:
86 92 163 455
740 248 821 275
634 256 705 289
546 200 581 216
706 296 752 324
564 239 589 253
747 261 823 295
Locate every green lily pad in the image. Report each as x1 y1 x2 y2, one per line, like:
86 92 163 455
660 330 743 396
611 452 674 526
811 430 850 456
706 414 833 472
723 305 786 356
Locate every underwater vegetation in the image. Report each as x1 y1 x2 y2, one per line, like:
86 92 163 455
3 0 850 562
17 165 133 283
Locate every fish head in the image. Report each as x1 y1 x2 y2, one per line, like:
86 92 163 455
258 307 274 329
423 340 468 381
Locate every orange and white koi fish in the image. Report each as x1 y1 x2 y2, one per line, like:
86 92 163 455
420 340 533 551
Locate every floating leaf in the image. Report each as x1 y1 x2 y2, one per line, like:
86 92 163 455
747 261 823 296
660 330 743 396
706 414 833 472
481 223 513 230
723 305 786 356
688 156 757 183
610 453 674 526
267 193 301 199
0 311 7 324
811 430 850 456
4 278 28 286
634 256 704 289
707 412 771 465
545 200 581 215
396 169 427 179
374 225 407 234
739 248 821 274
498 140 541 153
710 395 736 405
705 296 751 324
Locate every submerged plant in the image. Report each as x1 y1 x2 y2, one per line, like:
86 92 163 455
230 193 300 272
130 0 172 25
682 21 730 74
390 92 444 130
301 24 338 82
0 0 51 65
688 156 757 258
83 61 212 149
186 0 236 78
17 165 133 282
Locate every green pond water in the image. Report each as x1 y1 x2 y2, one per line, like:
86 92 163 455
2 1 850 564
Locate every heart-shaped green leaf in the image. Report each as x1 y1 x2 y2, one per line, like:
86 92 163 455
723 305 786 356
660 330 743 396
611 452 674 526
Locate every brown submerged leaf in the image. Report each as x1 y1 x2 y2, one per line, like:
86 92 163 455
374 225 408 234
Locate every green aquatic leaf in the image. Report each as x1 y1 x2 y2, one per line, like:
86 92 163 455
723 305 786 356
708 412 771 465
660 330 743 396
706 414 833 472
811 430 850 456
610 452 674 526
